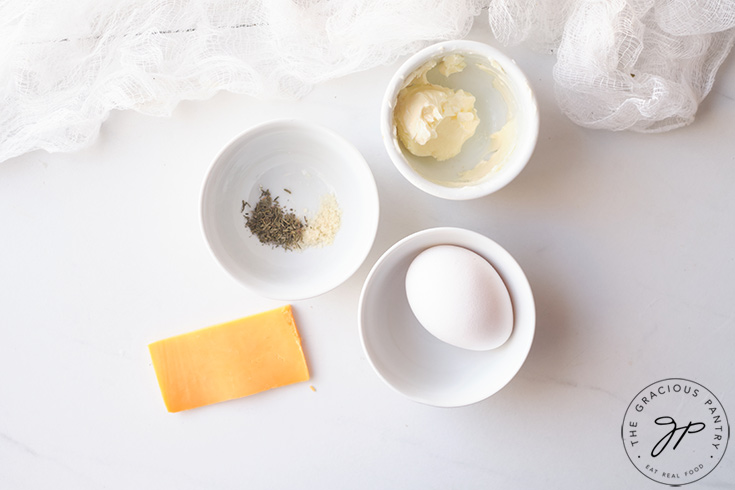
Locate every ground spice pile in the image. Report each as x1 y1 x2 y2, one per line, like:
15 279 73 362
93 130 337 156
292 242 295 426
242 187 341 251
243 188 305 250
301 193 341 248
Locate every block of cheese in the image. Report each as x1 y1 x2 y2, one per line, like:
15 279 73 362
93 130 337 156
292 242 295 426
148 305 309 412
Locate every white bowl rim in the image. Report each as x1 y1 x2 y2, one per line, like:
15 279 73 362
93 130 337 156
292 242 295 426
200 118 380 301
381 40 539 201
358 226 536 407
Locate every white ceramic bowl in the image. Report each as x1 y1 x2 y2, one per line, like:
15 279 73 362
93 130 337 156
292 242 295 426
381 40 539 200
358 227 535 407
201 120 379 301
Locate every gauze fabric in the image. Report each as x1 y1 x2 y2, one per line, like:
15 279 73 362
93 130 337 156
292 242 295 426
1 0 733 162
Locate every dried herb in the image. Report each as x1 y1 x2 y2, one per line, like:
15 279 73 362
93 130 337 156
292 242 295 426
243 188 305 250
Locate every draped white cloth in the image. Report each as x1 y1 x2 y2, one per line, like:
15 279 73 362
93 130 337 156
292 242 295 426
1 0 733 162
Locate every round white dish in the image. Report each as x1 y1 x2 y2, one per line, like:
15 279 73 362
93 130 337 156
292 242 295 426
201 119 380 301
381 40 539 200
358 227 535 407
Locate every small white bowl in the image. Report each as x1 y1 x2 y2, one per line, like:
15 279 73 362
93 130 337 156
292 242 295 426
358 227 535 407
381 40 539 200
201 120 379 301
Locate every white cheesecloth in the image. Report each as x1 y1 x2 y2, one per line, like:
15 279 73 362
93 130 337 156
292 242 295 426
1 0 733 163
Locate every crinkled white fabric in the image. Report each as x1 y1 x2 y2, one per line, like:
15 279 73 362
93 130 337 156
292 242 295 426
0 0 483 162
1 0 734 162
489 0 735 132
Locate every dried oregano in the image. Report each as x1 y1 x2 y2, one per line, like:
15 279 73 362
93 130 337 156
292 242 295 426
243 188 305 250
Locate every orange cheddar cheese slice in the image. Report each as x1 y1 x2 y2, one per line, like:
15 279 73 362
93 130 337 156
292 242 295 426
148 305 309 412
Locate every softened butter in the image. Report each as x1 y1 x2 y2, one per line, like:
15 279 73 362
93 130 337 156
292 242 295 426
394 56 479 161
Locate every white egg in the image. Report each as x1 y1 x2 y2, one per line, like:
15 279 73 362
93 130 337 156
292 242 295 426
405 245 513 351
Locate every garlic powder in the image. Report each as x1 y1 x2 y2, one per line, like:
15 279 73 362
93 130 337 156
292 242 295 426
301 193 341 248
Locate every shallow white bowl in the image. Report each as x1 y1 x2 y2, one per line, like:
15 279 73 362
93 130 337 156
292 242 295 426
201 120 379 301
381 40 539 200
358 227 535 407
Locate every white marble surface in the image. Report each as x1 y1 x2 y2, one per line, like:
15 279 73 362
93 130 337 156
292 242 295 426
1 20 734 489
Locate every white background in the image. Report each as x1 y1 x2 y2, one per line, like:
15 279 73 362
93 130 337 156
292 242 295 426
1 18 733 489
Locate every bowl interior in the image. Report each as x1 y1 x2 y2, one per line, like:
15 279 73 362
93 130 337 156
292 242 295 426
202 120 379 300
359 227 535 407
382 41 539 199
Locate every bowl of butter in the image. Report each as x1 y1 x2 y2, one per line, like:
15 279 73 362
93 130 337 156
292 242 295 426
381 40 538 200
